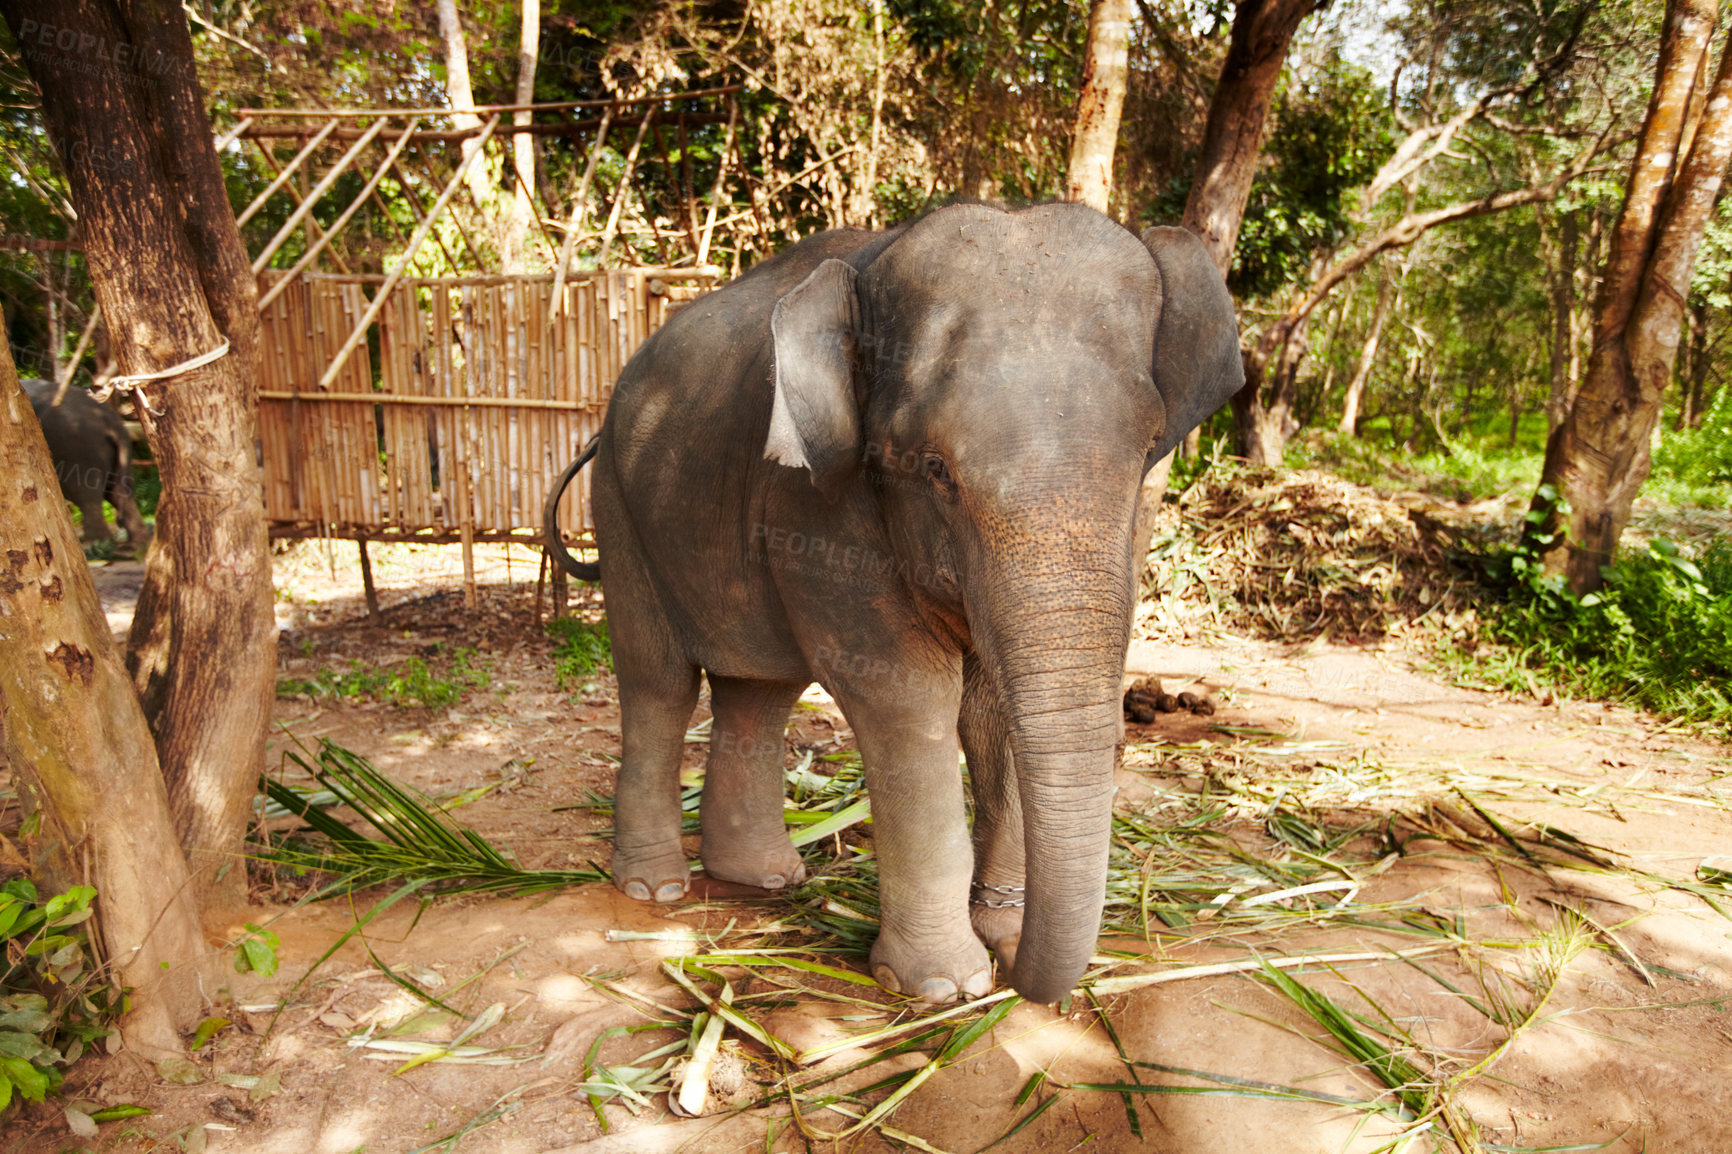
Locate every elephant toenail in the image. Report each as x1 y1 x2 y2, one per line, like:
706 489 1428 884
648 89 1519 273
916 977 959 1004
790 863 808 885
961 969 993 998
622 880 651 901
763 874 785 890
872 965 902 994
654 881 686 903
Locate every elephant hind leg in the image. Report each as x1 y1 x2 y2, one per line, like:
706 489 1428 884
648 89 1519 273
611 659 702 903
107 475 149 552
699 676 807 891
75 497 110 544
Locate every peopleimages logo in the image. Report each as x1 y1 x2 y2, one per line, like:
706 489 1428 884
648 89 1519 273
748 521 956 594
14 19 196 86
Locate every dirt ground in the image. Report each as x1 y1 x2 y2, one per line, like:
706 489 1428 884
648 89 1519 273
5 538 1732 1154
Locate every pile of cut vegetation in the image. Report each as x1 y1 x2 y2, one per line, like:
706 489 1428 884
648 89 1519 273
1137 464 1491 645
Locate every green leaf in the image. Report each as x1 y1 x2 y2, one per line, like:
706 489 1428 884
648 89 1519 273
1 1056 50 1102
155 1057 203 1085
0 1031 49 1061
191 1018 231 1051
89 1103 152 1123
239 937 280 978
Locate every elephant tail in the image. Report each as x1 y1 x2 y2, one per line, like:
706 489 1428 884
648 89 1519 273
544 433 602 582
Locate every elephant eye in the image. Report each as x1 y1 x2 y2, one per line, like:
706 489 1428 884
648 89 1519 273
921 451 956 496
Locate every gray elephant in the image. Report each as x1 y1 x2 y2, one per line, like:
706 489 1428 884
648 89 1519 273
23 378 150 553
546 202 1242 1005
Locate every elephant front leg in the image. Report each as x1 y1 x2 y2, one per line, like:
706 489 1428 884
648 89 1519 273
960 653 1025 972
844 685 991 1006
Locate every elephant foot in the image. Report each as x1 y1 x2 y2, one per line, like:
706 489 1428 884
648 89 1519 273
970 900 1024 974
869 927 993 1008
612 842 691 903
700 837 808 892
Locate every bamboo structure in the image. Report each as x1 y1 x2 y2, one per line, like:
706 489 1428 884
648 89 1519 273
233 92 733 593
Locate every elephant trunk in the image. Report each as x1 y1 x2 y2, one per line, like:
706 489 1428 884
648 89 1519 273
973 527 1135 1005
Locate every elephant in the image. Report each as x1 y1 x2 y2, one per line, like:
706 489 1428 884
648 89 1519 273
23 378 151 554
545 202 1243 1005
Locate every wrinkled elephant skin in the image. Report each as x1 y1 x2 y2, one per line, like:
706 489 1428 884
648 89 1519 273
23 379 150 554
564 203 1243 1005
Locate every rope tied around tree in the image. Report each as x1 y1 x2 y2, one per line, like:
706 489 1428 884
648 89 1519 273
92 340 231 414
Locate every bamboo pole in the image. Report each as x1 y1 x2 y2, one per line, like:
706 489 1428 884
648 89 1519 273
248 140 353 275
549 106 613 325
697 99 740 267
597 107 656 266
235 119 340 227
358 539 380 620
252 119 388 273
256 118 422 306
213 115 254 152
236 86 743 118
317 114 500 390
401 151 487 271
238 112 732 143
310 268 716 285
383 156 466 275
255 391 601 409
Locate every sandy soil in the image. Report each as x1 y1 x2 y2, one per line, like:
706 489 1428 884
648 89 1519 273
5 540 1731 1154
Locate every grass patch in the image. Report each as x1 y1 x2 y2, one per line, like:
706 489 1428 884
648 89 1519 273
545 616 611 689
1456 532 1732 736
276 647 490 708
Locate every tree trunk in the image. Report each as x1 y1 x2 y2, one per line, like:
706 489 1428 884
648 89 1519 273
1339 256 1396 434
1066 0 1134 213
506 0 540 272
1533 0 1732 591
5 0 277 909
438 0 495 214
1680 295 1710 428
0 340 206 1060
1538 207 1580 431
1067 0 1167 580
1180 0 1321 273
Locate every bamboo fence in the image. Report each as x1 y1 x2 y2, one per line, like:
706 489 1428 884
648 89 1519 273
257 268 710 551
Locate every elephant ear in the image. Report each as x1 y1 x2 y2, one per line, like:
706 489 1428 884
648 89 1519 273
1140 226 1245 466
766 258 863 499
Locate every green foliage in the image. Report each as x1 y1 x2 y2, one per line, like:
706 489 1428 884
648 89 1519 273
277 648 490 708
0 880 121 1116
232 923 281 979
1466 520 1732 734
546 617 612 689
1229 61 1395 298
1652 387 1732 508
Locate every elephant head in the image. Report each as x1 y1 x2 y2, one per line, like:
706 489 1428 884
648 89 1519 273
764 203 1242 1002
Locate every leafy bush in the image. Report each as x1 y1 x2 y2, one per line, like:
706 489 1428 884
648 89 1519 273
546 617 611 689
1651 388 1732 507
277 648 490 708
1467 513 1732 733
0 880 120 1114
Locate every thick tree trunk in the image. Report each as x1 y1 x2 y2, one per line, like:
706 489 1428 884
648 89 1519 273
0 343 206 1060
1180 0 1320 274
5 0 277 908
1339 256 1396 434
1533 0 1732 591
1181 0 1320 458
1066 0 1134 213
